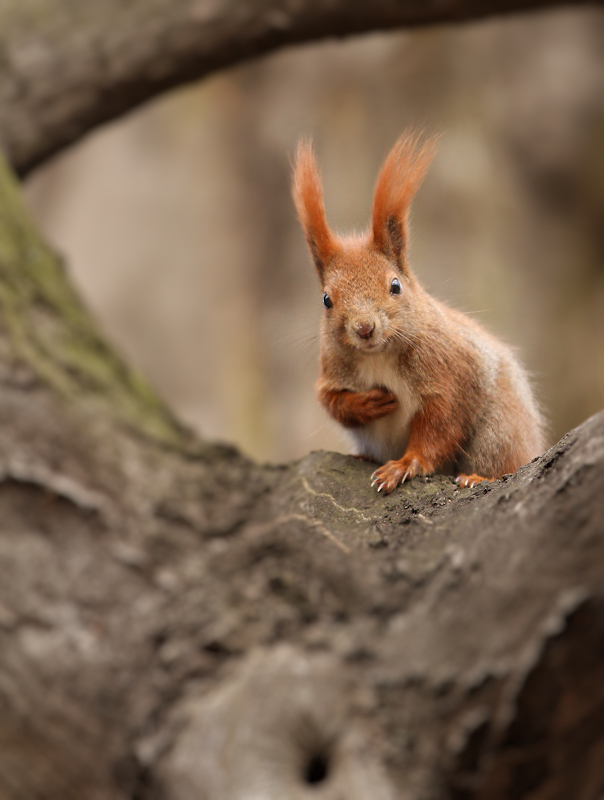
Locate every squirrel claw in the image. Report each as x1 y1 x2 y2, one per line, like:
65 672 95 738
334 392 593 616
455 473 493 489
371 455 428 495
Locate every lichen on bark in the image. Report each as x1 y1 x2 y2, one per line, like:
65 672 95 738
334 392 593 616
0 155 188 447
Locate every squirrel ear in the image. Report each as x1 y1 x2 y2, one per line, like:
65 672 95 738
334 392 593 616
371 132 437 271
292 139 337 282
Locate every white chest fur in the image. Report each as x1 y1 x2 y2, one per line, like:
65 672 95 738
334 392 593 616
348 352 419 463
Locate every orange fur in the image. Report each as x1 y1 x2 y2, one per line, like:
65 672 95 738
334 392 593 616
317 384 398 428
292 131 545 495
371 132 438 267
370 392 477 493
292 140 338 279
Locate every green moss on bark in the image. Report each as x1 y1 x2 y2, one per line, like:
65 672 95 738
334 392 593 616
0 155 189 448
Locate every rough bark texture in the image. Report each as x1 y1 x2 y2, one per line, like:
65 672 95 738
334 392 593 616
0 155 603 799
0 0 602 176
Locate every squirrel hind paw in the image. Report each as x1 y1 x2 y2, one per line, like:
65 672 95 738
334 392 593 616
455 473 493 489
371 456 425 494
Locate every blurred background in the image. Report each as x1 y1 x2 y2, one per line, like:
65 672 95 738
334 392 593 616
25 6 604 464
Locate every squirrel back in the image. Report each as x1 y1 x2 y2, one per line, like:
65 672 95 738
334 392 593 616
292 133 545 493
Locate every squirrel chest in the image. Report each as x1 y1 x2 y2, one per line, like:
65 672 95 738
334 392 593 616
350 352 420 463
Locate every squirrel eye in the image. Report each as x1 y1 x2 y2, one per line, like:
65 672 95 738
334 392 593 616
323 293 333 309
390 278 402 295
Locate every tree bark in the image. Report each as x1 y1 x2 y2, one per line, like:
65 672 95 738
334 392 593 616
0 0 601 176
0 153 603 798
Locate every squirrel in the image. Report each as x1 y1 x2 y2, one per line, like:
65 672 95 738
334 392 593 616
292 132 545 494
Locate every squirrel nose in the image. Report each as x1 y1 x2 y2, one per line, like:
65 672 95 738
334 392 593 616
354 322 375 340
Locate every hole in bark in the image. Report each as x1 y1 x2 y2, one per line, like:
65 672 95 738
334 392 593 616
303 752 330 785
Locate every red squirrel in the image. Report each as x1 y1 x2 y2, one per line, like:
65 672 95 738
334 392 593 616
292 132 545 494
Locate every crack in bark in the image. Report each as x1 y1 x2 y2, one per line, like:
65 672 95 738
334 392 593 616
299 474 376 524
0 457 111 517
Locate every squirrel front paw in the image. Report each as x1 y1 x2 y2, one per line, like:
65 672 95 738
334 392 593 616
371 453 429 494
343 387 398 426
320 386 398 428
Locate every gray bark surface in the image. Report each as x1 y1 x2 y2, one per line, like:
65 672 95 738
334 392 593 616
0 156 603 798
0 0 601 176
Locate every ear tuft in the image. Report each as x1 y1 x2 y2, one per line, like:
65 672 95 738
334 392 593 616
371 131 438 268
292 139 337 282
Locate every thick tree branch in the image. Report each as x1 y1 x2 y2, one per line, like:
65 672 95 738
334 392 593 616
0 0 601 176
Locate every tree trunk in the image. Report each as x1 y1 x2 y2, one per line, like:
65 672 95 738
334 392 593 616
0 1 603 797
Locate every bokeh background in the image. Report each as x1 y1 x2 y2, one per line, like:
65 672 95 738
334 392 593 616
25 6 604 464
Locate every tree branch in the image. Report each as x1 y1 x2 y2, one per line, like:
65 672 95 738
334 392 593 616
0 0 600 176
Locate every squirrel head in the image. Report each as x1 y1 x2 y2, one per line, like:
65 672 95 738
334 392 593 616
293 133 437 354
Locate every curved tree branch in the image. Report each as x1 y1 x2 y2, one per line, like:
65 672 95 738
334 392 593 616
0 0 601 176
